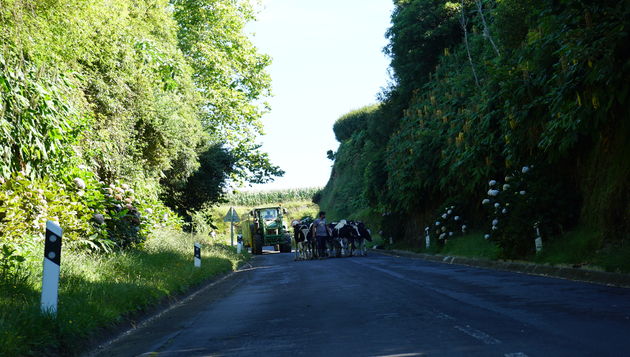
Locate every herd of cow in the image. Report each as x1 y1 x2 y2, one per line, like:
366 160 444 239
290 219 372 260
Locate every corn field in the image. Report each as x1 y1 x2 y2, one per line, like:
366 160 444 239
227 187 322 206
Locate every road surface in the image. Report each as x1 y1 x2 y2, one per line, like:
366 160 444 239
93 249 630 357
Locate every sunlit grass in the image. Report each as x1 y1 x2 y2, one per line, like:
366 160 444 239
0 229 248 356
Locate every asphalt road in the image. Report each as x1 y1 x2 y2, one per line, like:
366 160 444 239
92 249 630 357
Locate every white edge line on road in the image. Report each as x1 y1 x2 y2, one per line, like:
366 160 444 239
454 325 501 345
505 353 529 357
85 262 254 356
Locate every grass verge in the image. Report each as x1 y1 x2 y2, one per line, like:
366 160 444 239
388 226 630 273
0 229 248 356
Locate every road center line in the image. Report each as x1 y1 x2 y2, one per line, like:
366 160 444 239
454 325 501 345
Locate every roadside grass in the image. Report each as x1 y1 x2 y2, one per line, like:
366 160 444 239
387 226 630 274
533 227 601 266
0 229 248 356
441 233 502 260
534 227 630 273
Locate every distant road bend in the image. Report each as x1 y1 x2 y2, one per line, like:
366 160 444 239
94 249 630 357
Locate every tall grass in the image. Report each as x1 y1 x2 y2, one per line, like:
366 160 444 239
0 229 248 356
226 188 321 206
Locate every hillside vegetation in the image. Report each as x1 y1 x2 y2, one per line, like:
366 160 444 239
0 0 281 354
319 0 630 269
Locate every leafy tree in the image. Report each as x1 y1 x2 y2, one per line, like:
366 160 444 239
162 144 235 215
171 0 283 184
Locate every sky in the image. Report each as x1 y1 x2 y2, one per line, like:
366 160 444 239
244 0 394 191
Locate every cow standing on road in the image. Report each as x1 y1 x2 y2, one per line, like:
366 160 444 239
292 219 315 260
351 221 372 256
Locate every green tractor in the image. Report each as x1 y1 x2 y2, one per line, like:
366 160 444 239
241 206 292 255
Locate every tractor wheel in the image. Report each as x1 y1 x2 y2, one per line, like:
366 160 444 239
280 242 292 253
253 234 263 255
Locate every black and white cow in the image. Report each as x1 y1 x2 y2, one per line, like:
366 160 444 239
291 219 315 260
352 221 372 256
328 220 362 257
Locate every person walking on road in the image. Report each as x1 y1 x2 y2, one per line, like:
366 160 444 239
313 211 331 259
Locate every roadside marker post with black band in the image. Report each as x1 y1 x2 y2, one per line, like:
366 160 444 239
194 243 201 268
237 234 243 254
41 220 62 316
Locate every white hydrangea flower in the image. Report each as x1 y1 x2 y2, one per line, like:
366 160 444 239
492 219 499 226
503 184 510 190
502 208 508 214
494 202 500 208
488 189 500 197
484 234 490 239
522 166 530 174
454 216 460 221
489 180 497 186
435 221 441 226
482 198 490 205
449 232 453 236
93 214 105 224
73 177 86 190
447 209 452 215
505 176 512 182
442 213 447 219
520 190 526 195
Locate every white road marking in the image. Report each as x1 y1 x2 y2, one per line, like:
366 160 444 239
454 325 501 345
431 311 455 321
505 353 528 357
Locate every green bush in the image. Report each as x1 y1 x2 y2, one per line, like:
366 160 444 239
332 104 378 142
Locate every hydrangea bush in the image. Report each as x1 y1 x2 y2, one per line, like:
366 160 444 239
425 205 467 247
480 165 580 258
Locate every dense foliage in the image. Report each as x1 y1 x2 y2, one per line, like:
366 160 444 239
0 0 281 251
320 0 630 259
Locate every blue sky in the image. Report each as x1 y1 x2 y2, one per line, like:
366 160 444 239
245 0 394 191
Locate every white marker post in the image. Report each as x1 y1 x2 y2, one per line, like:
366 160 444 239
194 243 201 267
237 234 243 254
534 225 543 253
41 221 62 316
